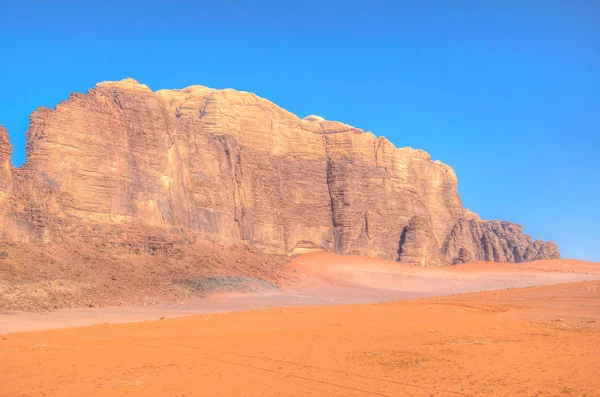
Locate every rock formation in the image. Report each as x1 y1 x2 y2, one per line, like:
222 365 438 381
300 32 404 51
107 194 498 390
0 126 13 236
0 125 11 190
398 215 447 267
0 78 559 266
443 218 560 264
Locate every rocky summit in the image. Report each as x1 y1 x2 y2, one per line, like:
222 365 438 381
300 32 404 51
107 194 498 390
0 79 559 267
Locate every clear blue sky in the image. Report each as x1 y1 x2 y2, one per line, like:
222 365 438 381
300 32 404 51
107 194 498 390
1 1 598 260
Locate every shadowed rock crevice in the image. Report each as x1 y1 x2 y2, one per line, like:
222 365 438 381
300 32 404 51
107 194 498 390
397 225 409 260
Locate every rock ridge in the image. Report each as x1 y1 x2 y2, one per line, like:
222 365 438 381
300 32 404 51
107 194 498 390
0 78 559 265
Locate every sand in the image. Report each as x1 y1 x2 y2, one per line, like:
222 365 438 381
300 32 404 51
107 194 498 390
2 253 599 334
2 253 600 335
1 254 599 396
0 280 599 396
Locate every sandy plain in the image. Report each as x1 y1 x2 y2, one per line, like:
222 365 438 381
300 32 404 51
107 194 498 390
1 253 599 396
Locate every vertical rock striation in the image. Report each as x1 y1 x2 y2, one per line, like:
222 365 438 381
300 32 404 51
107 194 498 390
0 79 559 265
0 125 12 225
0 125 11 190
443 216 560 264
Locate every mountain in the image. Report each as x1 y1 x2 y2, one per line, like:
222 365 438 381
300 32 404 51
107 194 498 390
0 78 559 267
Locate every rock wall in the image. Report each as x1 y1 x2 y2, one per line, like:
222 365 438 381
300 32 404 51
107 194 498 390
0 126 11 191
443 219 560 264
0 79 559 264
0 126 14 240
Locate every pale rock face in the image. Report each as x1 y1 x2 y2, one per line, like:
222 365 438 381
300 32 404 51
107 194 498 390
0 125 18 241
303 115 325 123
462 208 480 221
0 125 12 221
96 78 152 92
0 79 560 264
0 125 11 189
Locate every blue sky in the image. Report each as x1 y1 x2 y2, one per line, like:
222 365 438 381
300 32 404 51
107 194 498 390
1 1 599 260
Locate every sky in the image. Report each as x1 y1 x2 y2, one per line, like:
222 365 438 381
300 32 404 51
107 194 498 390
0 1 598 260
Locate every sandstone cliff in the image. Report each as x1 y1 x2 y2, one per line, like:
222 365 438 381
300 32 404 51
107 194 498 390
0 126 11 189
0 126 13 237
0 78 559 266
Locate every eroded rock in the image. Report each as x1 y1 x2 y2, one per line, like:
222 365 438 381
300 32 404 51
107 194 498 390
443 219 561 264
0 79 559 266
0 125 11 190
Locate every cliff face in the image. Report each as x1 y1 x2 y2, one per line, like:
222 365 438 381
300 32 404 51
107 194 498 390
0 126 13 235
0 79 559 265
444 219 560 264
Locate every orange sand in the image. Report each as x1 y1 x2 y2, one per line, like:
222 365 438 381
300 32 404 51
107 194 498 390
1 279 599 396
2 254 598 334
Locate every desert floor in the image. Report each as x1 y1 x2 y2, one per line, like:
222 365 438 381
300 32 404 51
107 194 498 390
1 254 599 396
2 253 599 334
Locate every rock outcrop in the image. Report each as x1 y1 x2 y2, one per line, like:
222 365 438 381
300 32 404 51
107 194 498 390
0 126 13 232
0 125 11 190
0 79 559 265
398 215 446 267
443 219 560 264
